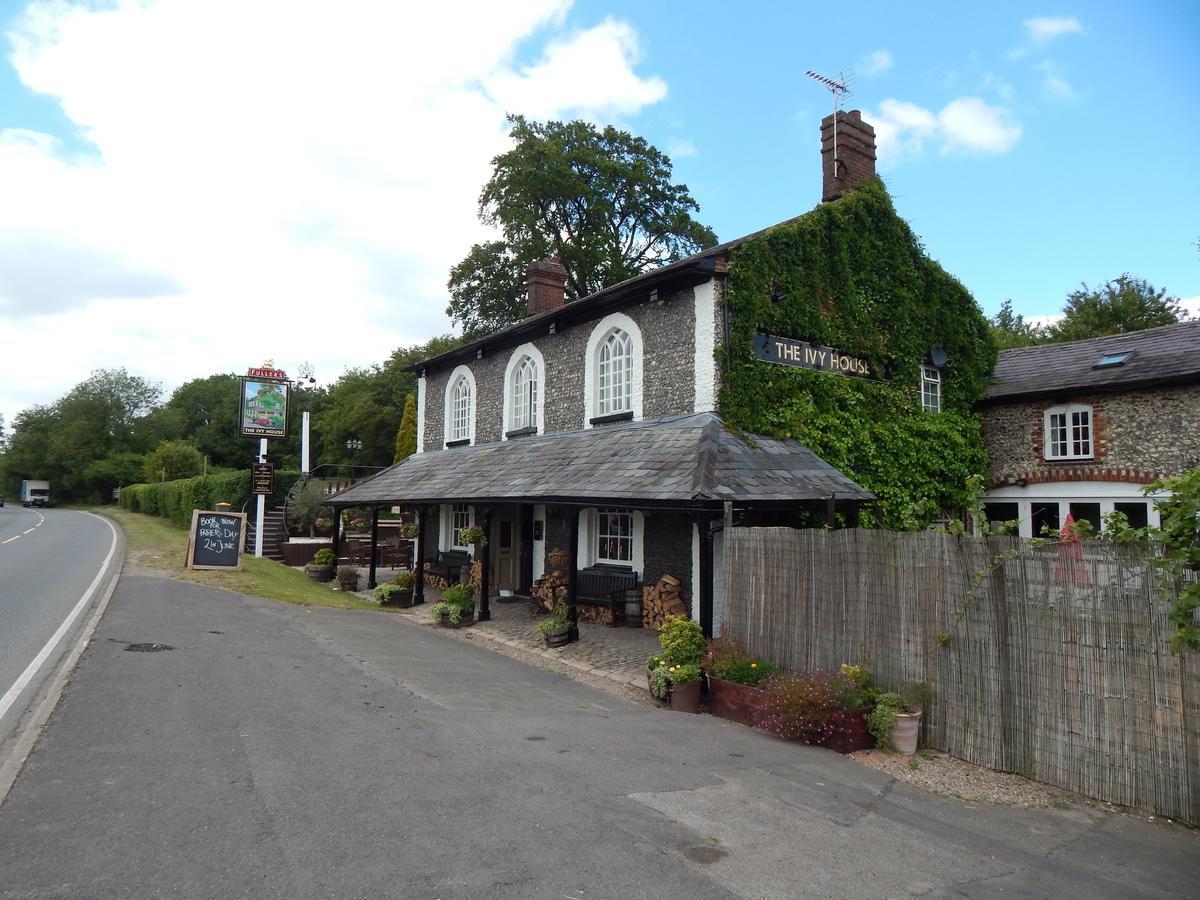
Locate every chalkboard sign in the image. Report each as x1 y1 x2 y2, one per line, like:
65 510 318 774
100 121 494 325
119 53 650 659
185 510 247 570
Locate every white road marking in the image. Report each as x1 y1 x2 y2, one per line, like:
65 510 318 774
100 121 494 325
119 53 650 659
22 529 34 534
0 515 120 722
0 537 17 545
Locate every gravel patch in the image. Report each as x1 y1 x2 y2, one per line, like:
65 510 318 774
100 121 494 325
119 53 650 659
850 748 1071 808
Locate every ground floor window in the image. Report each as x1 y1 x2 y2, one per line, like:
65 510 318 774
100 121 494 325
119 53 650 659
1113 502 1149 529
596 508 633 564
1068 502 1102 534
450 503 472 549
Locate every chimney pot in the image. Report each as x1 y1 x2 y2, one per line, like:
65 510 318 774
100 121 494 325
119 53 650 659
820 110 877 202
527 257 568 317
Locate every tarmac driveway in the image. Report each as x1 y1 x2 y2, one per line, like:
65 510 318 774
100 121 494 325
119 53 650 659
0 574 1195 899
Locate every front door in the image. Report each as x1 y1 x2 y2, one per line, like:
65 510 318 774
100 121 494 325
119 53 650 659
495 516 516 593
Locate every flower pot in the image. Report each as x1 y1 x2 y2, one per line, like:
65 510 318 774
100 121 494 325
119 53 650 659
305 565 335 583
822 707 875 754
438 611 475 629
547 550 570 569
668 679 702 713
891 709 921 756
381 587 414 608
707 676 766 728
543 624 571 647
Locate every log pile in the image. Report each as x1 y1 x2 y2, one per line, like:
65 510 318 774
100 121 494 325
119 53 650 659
532 570 568 613
642 574 687 629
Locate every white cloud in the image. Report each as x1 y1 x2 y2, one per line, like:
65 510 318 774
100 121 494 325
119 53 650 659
0 0 669 425
1037 61 1076 100
871 97 1021 162
1180 296 1200 320
861 50 893 76
1024 16 1083 43
665 137 697 159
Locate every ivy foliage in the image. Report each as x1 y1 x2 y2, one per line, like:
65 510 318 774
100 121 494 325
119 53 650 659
719 180 995 529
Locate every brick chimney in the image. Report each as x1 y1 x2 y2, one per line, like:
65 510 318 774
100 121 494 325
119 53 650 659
820 109 877 202
527 257 568 316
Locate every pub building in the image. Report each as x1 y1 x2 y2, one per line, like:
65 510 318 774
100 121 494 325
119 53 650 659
327 110 995 639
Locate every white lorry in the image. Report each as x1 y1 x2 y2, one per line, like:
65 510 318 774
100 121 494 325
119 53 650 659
20 480 50 508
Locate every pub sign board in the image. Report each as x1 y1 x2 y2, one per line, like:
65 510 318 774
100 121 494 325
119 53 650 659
753 333 871 378
185 510 246 570
252 462 274 495
239 376 290 438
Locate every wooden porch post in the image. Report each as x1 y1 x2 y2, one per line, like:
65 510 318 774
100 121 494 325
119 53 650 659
414 506 427 606
567 508 580 643
332 508 342 561
478 507 493 622
699 518 715 639
367 506 380 589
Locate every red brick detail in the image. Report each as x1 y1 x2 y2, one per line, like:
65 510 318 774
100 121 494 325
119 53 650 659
527 258 568 317
990 467 1166 490
821 110 876 202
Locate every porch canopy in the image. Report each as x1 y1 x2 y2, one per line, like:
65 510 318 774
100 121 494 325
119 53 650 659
325 411 873 635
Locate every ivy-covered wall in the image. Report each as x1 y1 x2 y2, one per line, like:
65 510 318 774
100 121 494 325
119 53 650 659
719 179 995 529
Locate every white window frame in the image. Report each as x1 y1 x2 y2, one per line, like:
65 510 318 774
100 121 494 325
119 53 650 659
442 365 476 446
576 507 644 573
441 503 474 551
1044 403 1093 460
583 312 643 428
501 343 546 438
595 508 634 564
920 365 941 413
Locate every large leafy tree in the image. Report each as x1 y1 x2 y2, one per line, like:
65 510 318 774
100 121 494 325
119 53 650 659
990 299 1049 350
447 115 718 337
1049 274 1186 342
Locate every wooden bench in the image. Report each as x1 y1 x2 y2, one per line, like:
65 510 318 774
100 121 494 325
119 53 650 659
576 565 640 626
425 550 471 585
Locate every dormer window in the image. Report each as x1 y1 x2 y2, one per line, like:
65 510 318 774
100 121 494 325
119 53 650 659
444 365 476 446
597 328 633 416
1045 403 1092 460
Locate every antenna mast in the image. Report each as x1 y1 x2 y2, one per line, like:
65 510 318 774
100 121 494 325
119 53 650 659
805 68 854 180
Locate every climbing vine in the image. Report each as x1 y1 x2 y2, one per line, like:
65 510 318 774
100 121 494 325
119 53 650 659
719 179 996 529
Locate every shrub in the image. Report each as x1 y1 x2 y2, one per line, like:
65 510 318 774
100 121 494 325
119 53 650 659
756 671 844 744
337 565 359 591
436 582 475 623
835 663 879 709
703 638 777 686
373 583 408 604
392 570 415 589
537 601 570 636
658 614 706 665
867 692 904 748
649 661 702 700
311 548 335 567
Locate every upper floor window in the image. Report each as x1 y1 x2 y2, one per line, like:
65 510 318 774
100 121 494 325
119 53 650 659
444 367 475 445
511 355 538 431
597 328 633 416
920 365 941 413
1045 404 1092 460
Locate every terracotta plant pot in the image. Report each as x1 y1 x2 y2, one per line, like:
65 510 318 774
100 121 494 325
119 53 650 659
707 676 767 728
891 709 921 756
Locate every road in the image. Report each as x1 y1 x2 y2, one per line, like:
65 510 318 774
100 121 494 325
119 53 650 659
0 572 1195 899
0 507 120 750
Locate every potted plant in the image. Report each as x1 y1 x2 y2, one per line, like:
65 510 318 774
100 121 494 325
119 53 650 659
866 692 923 755
649 662 703 712
547 548 569 569
374 570 415 607
823 664 880 754
305 548 336 582
398 522 421 540
459 525 487 547
431 582 475 627
537 600 571 647
703 638 777 728
337 565 360 592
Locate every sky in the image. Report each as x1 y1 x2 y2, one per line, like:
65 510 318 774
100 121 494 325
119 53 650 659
1 0 1197 430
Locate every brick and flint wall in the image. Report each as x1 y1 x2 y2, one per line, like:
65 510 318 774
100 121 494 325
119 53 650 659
982 383 1200 486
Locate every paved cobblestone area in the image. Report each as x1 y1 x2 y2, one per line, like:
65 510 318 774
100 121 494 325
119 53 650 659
365 572 659 690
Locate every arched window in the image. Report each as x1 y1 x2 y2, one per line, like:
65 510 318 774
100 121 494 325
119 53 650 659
596 328 633 416
448 373 472 443
511 355 538 431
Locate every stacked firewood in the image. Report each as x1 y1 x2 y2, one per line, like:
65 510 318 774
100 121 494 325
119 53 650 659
531 570 568 613
642 574 687 629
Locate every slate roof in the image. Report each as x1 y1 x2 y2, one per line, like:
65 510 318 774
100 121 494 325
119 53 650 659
983 321 1200 403
326 412 873 509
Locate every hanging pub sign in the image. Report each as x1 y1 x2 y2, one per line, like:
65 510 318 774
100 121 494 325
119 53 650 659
252 462 274 495
753 333 870 378
239 368 290 438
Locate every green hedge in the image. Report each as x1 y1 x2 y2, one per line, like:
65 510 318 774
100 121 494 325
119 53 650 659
120 469 303 529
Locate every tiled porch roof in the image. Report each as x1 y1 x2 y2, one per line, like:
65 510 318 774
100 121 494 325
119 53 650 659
326 412 873 509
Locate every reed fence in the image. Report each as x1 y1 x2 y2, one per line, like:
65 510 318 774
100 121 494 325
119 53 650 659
721 527 1199 822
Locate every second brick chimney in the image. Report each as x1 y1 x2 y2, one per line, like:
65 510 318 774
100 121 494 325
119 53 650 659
821 109 877 202
527 257 568 317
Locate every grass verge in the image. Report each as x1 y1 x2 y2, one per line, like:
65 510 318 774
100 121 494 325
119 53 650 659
92 507 387 612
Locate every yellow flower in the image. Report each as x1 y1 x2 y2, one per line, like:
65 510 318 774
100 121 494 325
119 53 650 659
751 663 758 669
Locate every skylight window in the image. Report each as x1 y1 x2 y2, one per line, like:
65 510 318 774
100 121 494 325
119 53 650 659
1093 351 1132 369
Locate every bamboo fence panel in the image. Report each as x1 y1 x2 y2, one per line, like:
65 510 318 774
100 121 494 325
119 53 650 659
720 527 1199 823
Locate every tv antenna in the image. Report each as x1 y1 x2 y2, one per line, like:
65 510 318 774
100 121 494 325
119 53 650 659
805 68 854 180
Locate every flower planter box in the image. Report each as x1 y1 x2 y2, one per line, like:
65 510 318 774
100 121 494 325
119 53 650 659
438 611 475 629
380 588 415 608
543 625 571 647
821 707 874 754
707 676 767 728
668 679 701 713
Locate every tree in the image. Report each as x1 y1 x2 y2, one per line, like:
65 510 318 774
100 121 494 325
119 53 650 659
990 299 1050 350
142 440 204 483
394 393 417 462
162 374 257 470
446 115 718 337
1049 274 1185 342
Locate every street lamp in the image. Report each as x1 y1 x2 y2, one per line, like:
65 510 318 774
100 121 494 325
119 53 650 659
346 437 363 481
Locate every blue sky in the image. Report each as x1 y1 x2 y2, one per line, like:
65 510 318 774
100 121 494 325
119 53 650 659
0 1 1196 426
